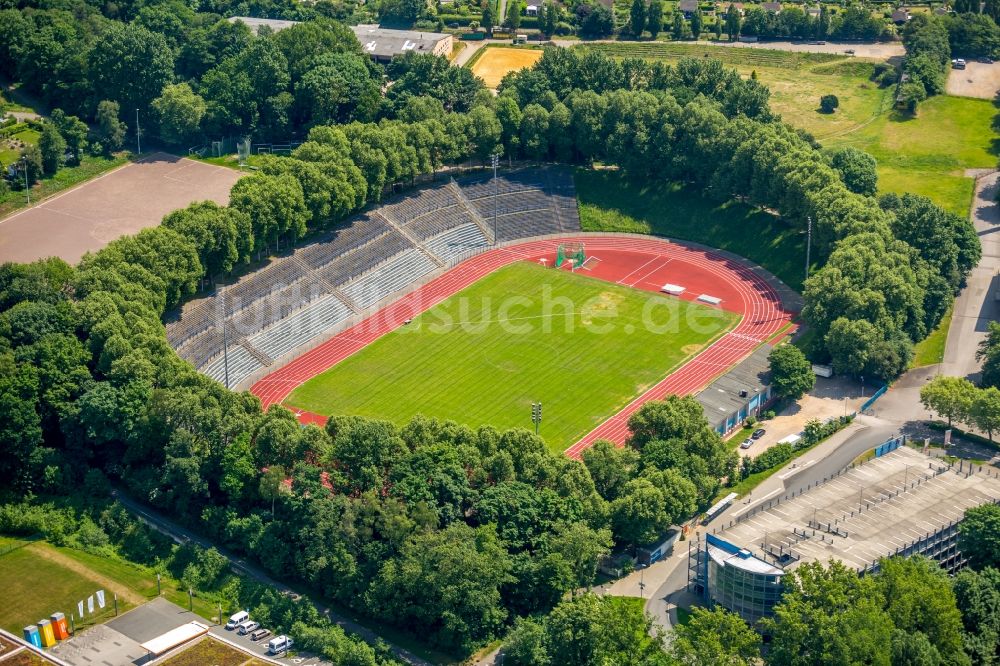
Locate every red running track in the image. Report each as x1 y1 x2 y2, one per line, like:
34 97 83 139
249 236 797 458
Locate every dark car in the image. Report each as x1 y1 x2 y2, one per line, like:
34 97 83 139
751 428 766 439
978 56 994 63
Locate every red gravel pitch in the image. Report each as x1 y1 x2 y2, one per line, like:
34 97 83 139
250 235 798 457
0 152 241 265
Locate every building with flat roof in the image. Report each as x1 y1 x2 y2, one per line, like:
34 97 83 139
226 19 454 62
695 343 773 435
227 16 300 34
351 25 453 62
688 444 1000 623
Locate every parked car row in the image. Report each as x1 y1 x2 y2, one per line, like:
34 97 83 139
226 611 294 655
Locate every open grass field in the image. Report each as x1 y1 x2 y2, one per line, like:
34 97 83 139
575 169 807 291
286 261 738 450
0 541 130 633
470 47 544 88
0 538 222 634
579 42 998 217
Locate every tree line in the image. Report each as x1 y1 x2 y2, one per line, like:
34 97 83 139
0 38 983 660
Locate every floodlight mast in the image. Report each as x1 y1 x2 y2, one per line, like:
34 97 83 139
491 153 500 245
135 108 141 155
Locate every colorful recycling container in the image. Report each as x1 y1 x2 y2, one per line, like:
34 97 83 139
37 619 56 647
23 626 41 648
50 613 69 640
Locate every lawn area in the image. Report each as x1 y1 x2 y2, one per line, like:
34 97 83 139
0 128 40 165
0 538 221 634
575 169 807 291
0 541 130 633
912 304 952 367
578 42 998 217
825 94 998 216
286 261 738 451
469 46 543 88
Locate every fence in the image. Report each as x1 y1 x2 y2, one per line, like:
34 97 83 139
860 384 888 414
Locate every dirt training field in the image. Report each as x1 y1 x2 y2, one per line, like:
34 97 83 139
471 47 543 88
0 152 241 265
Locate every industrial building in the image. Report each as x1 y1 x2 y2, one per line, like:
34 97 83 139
227 18 454 62
351 25 453 62
695 343 773 436
688 444 1000 623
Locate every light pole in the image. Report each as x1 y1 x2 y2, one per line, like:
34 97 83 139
491 153 500 245
804 215 812 281
135 108 141 155
531 402 542 435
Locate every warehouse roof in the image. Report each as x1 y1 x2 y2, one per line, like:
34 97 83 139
351 25 450 59
711 446 1000 572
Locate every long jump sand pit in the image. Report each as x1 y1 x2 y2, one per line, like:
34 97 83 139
0 152 241 265
471 47 543 88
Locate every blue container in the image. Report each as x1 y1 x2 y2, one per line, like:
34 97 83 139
23 625 41 648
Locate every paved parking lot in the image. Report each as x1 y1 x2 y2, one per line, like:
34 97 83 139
946 61 1000 99
46 598 330 666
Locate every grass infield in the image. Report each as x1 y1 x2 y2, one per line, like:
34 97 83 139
286 261 738 451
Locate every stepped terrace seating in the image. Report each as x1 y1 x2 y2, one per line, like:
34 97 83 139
249 294 355 363
168 166 581 386
297 215 389 270
202 343 263 386
407 208 475 242
343 249 437 309
383 187 461 223
425 223 490 264
316 230 414 287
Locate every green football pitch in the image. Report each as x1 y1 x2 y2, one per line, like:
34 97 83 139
285 262 739 451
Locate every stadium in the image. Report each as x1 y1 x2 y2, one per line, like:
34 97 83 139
166 166 798 454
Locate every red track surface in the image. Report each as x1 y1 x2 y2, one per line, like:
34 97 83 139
250 236 797 457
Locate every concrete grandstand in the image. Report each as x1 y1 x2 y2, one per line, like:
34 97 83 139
165 167 580 388
687 445 1000 623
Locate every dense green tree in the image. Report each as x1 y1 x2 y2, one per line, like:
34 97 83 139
229 172 309 253
519 103 550 160
0 353 42 490
630 0 646 36
368 523 512 651
725 3 741 40
978 321 1000 389
768 344 815 400
581 439 638 502
50 110 88 165
670 606 760 665
954 567 1000 664
88 24 174 119
96 100 127 155
920 375 976 427
764 561 894 666
875 557 968 665
38 124 66 176
960 504 1000 571
971 385 1000 441
162 201 252 279
152 83 206 146
19 145 43 187
830 147 877 196
648 1 664 37
691 8 703 38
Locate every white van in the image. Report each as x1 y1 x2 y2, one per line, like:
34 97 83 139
238 620 259 635
225 611 249 630
267 635 294 654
